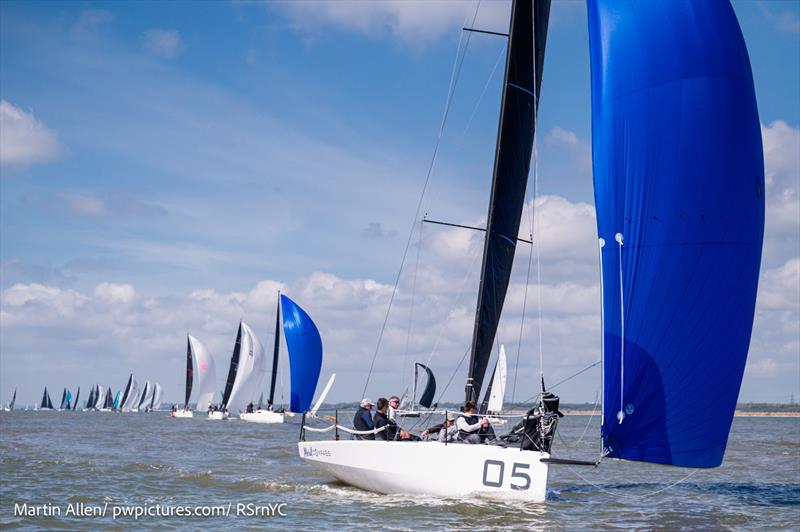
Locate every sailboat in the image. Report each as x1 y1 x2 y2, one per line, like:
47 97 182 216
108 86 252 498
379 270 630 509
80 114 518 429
72 387 80 413
298 0 552 500
150 382 163 411
97 385 114 411
133 381 150 412
58 388 74 411
396 363 437 418
480 345 507 425
3 388 16 412
240 295 285 424
83 385 97 411
173 335 217 418
39 387 54 411
122 379 139 412
209 321 267 420
298 0 763 501
240 294 329 424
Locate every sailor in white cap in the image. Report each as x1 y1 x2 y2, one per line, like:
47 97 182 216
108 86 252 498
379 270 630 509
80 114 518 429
353 398 375 439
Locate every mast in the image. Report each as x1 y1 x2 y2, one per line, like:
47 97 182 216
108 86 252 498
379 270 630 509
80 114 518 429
185 337 194 408
464 0 551 403
221 322 243 409
268 292 281 406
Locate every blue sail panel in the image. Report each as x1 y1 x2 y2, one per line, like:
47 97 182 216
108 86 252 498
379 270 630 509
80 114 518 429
588 0 764 468
280 294 323 413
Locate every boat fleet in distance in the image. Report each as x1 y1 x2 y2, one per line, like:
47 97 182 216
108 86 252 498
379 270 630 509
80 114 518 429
16 378 164 413
172 293 333 424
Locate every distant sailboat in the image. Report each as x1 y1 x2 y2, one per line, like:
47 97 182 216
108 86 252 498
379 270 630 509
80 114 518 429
72 387 80 413
480 345 508 425
122 379 139 412
134 381 151 412
40 387 54 411
397 363 437 418
83 385 97 411
59 388 74 411
174 335 217 418
3 388 16 412
210 321 267 420
241 295 286 424
149 383 163 411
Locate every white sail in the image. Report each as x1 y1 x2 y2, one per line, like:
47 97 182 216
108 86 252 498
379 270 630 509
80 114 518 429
95 385 105 409
310 374 336 417
152 383 163 410
487 345 507 413
138 381 151 410
226 322 267 413
122 379 139 411
188 335 217 412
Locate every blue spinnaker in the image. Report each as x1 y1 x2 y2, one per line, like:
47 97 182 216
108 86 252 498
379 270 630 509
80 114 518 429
588 0 764 468
281 294 323 413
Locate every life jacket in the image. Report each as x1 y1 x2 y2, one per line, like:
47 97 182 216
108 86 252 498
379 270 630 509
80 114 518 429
458 413 480 439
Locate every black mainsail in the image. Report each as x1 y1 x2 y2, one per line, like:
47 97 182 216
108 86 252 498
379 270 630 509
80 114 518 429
40 387 53 409
73 387 80 411
221 322 243 409
465 0 551 403
185 337 194 408
414 363 436 409
268 294 281 407
120 374 133 411
104 385 114 409
8 388 16 410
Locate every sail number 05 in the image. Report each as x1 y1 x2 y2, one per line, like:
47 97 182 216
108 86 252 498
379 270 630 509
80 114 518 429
481 460 531 491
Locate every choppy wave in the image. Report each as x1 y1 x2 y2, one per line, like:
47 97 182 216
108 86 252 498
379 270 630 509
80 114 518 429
1 412 798 530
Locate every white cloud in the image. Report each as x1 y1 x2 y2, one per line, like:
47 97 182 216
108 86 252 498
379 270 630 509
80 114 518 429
0 100 61 166
93 282 136 304
143 29 182 59
268 0 510 44
760 120 800 266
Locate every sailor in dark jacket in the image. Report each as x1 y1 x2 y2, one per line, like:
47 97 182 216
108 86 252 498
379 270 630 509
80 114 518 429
373 398 400 440
352 398 375 440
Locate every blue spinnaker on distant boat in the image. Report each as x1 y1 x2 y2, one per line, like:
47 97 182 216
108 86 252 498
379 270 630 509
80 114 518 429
588 0 764 468
113 390 121 410
280 294 323 413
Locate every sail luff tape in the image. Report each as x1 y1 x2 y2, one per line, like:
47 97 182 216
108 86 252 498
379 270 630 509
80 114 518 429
615 233 625 424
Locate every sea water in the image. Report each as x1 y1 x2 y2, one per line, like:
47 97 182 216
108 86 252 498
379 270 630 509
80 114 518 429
0 411 797 530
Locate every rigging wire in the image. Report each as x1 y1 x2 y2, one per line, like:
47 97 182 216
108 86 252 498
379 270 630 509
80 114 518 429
361 3 482 398
514 359 601 407
401 220 424 396
564 466 701 500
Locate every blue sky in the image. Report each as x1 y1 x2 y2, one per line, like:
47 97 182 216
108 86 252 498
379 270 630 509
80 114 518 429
1 0 798 407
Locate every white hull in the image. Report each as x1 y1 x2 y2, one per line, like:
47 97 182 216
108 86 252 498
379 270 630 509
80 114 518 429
239 411 284 424
207 411 228 420
172 410 193 418
298 440 549 502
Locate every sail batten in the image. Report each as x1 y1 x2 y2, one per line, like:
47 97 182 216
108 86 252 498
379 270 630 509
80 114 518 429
588 0 764 468
465 0 551 403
